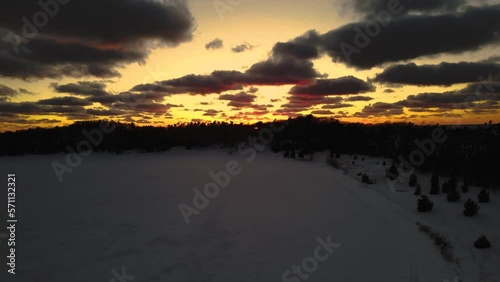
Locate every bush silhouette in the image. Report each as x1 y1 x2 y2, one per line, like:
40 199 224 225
447 188 461 202
463 199 479 216
474 236 491 249
362 174 370 183
461 183 469 193
418 195 434 212
447 180 460 202
283 150 290 158
409 172 418 187
442 180 449 193
430 173 440 195
478 189 490 203
414 183 422 195
386 163 399 180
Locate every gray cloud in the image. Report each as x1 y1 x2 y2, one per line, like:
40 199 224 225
272 5 500 69
289 76 375 95
205 38 224 50
374 61 500 86
0 0 195 79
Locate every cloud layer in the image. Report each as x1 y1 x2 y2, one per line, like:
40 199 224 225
0 0 195 79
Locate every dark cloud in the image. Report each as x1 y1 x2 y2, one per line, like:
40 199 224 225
131 57 322 95
356 102 404 117
355 81 500 117
203 109 221 116
351 0 465 15
0 115 61 129
289 76 375 95
384 89 395 93
0 79 186 120
205 38 224 50
272 30 322 60
0 0 195 79
18 88 36 95
374 62 500 86
0 84 18 98
0 101 85 115
244 57 322 85
248 87 258 93
86 108 124 116
37 96 93 106
272 5 500 69
311 110 334 115
52 81 109 97
321 103 354 109
279 95 345 113
219 91 257 108
231 42 254 53
395 82 500 110
346 96 374 101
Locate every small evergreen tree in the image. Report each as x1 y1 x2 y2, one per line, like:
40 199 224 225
291 150 296 159
447 186 461 202
430 172 440 195
478 189 490 203
409 172 418 187
298 151 304 159
417 195 434 212
461 183 469 193
386 163 399 180
362 174 370 184
474 236 491 249
414 183 422 195
449 174 458 192
441 180 449 193
283 150 290 158
382 160 387 166
463 199 479 216
335 153 341 158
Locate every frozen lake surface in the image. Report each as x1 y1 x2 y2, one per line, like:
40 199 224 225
1 149 498 282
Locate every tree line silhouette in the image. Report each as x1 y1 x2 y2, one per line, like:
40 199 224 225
1 115 499 188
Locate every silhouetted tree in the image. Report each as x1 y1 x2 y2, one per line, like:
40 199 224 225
447 186 460 202
386 163 399 180
474 236 491 249
461 183 469 193
284 150 290 158
478 189 490 203
417 195 433 212
409 172 418 187
430 172 440 195
442 180 449 193
414 183 422 195
463 199 479 216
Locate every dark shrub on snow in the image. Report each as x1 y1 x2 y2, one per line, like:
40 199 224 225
474 236 491 249
418 195 433 212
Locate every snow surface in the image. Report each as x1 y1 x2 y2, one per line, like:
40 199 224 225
0 148 498 282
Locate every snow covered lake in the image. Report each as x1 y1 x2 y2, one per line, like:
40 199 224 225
0 149 498 282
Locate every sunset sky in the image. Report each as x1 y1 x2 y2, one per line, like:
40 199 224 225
1 0 499 131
